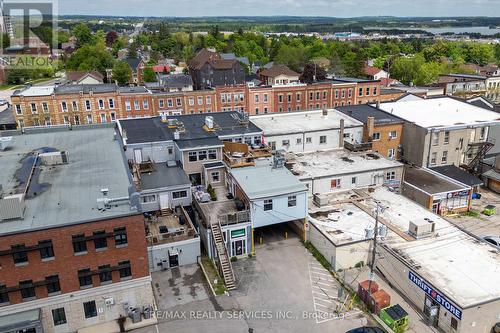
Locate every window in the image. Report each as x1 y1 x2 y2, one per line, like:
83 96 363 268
278 94 283 103
211 171 220 182
52 308 67 326
480 127 486 140
309 92 314 101
441 151 448 164
351 177 357 185
61 101 68 112
98 99 104 109
319 136 327 144
282 139 290 146
100 113 106 123
323 91 328 99
39 240 54 259
444 131 450 144
430 152 437 165
198 150 207 161
386 171 396 180
108 99 115 109
85 100 91 111
208 149 217 160
173 190 188 199
316 91 320 100
98 264 112 284
264 199 273 211
134 100 140 110
433 132 439 145
348 89 353 98
254 94 259 103
125 101 131 111
389 131 397 139
358 87 363 97
19 280 35 299
143 100 149 109
78 268 93 288
373 87 378 95
83 300 97 318
15 104 22 115
306 137 312 144
288 195 297 207
188 152 197 162
331 179 341 189
140 195 156 203
167 99 173 108
287 93 292 103
30 103 37 114
296 138 302 145
366 87 370 96
72 234 87 254
372 132 381 141
388 148 395 159
159 99 165 109
46 275 60 294
197 96 203 105
119 260 132 279
42 102 49 113
176 98 182 107
0 285 8 304
12 244 28 265
296 93 300 102
189 97 194 106
206 96 212 104
74 115 81 125
86 115 93 124
63 116 70 125
114 227 127 246
93 230 107 250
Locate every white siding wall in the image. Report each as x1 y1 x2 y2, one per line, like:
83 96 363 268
250 191 308 228
148 237 200 271
140 186 192 212
125 142 175 163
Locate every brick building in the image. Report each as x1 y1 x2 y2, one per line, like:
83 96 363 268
0 126 154 333
333 78 382 105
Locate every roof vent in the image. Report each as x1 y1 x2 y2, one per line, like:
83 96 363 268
205 116 214 129
173 131 180 140
39 151 68 165
0 194 25 221
0 137 12 151
322 109 328 116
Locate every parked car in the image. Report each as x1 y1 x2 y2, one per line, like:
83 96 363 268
483 236 500 250
346 327 385 333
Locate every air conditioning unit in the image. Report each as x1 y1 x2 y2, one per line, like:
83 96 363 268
0 137 12 151
0 194 25 220
408 218 436 239
39 151 68 165
313 193 329 207
104 298 115 306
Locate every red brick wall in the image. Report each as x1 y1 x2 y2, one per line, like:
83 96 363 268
0 214 149 304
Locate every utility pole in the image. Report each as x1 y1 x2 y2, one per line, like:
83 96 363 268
368 201 380 296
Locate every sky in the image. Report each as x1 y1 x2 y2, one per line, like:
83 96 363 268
58 0 500 17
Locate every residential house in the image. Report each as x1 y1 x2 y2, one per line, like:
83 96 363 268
65 71 104 85
258 64 300 86
377 97 500 168
336 104 404 159
436 73 487 97
124 58 146 84
363 66 389 80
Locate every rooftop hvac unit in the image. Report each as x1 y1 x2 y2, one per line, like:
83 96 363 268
205 116 214 129
313 193 329 207
160 113 167 122
39 151 68 165
408 218 436 239
167 118 178 127
0 194 25 221
0 137 12 151
173 131 180 140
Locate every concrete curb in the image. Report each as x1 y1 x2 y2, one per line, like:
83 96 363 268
197 256 217 297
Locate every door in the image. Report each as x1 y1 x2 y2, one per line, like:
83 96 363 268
168 250 179 268
423 296 440 328
231 239 246 256
134 149 143 164
159 193 169 209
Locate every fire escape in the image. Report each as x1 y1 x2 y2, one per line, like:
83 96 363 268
461 138 495 176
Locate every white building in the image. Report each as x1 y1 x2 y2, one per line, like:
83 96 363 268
250 109 363 153
287 150 404 195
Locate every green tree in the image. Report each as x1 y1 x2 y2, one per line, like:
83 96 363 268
390 55 425 85
65 44 114 75
112 61 132 85
73 23 93 47
495 44 500 65
463 43 494 66
143 66 157 82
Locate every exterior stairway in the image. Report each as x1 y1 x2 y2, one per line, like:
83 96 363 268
211 221 236 290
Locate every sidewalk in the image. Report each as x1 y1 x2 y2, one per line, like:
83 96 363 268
343 266 439 333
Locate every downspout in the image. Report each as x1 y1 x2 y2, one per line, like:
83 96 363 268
426 128 434 167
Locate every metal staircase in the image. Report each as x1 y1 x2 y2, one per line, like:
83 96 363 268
462 139 495 175
211 221 236 290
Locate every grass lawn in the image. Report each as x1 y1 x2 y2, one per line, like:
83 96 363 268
200 255 227 296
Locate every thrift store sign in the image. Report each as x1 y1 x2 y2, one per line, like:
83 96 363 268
408 271 462 320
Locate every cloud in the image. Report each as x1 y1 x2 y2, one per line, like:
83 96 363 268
58 0 500 17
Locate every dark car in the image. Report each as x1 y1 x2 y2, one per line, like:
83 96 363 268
346 327 385 333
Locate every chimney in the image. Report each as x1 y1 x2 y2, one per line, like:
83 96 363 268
339 119 345 148
367 116 375 142
376 101 381 109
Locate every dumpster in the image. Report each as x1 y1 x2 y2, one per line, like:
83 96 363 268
368 289 391 315
380 304 409 333
358 280 378 304
483 205 496 216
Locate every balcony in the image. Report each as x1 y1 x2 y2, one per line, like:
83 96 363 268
145 206 197 246
344 140 372 152
223 141 272 168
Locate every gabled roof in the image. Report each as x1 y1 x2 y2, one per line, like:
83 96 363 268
124 58 143 70
158 74 193 89
363 65 385 76
66 71 104 83
259 64 299 78
208 59 239 70
189 48 220 70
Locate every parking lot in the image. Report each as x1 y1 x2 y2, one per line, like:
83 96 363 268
449 188 500 238
134 226 371 333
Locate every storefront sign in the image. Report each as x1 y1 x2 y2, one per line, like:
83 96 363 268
408 271 462 320
230 228 246 238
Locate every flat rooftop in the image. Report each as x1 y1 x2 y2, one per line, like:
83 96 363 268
119 111 262 145
250 109 362 136
139 164 190 191
368 187 500 307
378 97 500 129
336 104 404 125
230 159 307 200
13 85 54 97
0 126 137 236
404 166 468 194
309 203 375 245
430 165 483 187
287 150 403 179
